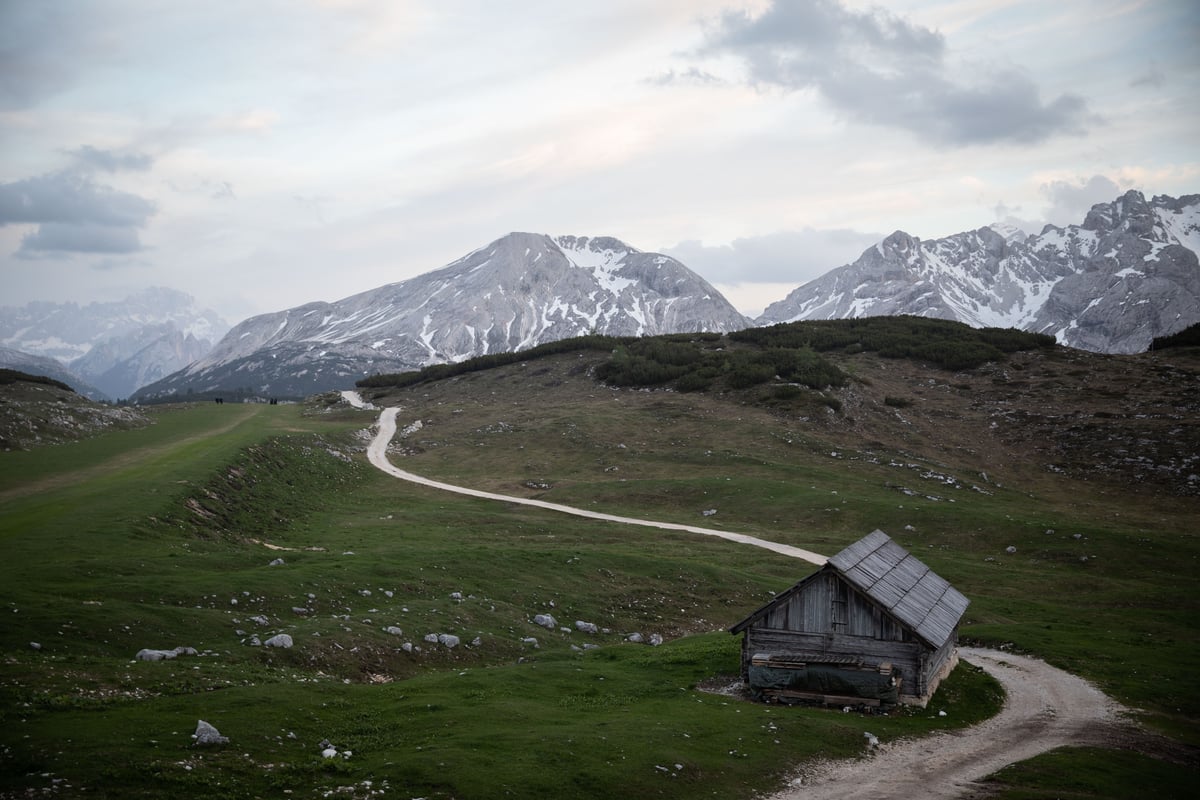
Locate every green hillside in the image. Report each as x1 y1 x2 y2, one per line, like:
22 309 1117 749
2 319 1196 798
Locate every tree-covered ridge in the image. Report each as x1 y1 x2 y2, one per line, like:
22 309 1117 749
732 317 1056 369
358 317 1055 393
357 334 627 389
0 368 76 393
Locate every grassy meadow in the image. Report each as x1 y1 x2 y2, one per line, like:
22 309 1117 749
1 333 1197 797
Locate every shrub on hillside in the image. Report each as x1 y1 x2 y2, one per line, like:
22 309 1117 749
731 317 1053 370
1149 322 1200 351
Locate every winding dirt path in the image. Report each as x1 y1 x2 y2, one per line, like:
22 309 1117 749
364 405 826 564
765 647 1131 799
357 397 1145 797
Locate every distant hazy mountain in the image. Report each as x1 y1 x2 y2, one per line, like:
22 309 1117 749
134 233 751 400
759 190 1200 354
0 287 229 400
0 346 108 401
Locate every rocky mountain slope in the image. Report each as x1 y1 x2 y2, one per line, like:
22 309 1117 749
0 370 149 450
0 287 228 400
134 233 750 400
759 190 1200 354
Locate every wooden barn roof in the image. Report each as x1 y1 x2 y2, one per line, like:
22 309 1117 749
730 529 969 648
828 529 969 648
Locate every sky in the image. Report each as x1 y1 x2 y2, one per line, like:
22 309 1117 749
2 0 1198 324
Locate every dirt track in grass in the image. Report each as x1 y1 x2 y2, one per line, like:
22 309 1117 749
765 647 1139 799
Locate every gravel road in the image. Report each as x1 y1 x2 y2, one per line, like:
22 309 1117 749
764 647 1131 800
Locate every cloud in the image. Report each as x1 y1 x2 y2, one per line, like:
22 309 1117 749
167 177 236 201
69 145 155 173
0 172 155 228
18 223 144 256
0 5 102 110
664 227 882 286
0 171 156 256
1129 63 1165 88
1040 175 1124 226
645 67 724 87
697 0 1091 146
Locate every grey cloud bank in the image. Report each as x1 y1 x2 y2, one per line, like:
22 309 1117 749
695 0 1092 146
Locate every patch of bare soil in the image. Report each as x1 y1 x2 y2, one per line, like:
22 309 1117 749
761 647 1178 800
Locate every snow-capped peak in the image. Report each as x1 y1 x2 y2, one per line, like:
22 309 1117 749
988 221 1029 244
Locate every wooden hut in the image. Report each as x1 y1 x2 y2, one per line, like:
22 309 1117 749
729 529 969 707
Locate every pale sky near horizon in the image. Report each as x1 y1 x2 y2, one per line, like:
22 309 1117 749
2 0 1197 324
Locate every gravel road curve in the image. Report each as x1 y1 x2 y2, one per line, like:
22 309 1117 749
764 647 1130 800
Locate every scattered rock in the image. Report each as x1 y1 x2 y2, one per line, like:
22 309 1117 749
250 615 270 626
264 634 293 649
268 558 285 567
423 633 439 644
701 508 717 517
384 626 403 636
438 634 460 649
193 720 228 746
627 632 644 643
401 642 414 653
575 620 599 634
521 637 539 648
135 646 197 661
864 732 879 747
1005 545 1017 554
532 613 557 630
649 633 664 646
29 642 41 651
450 592 463 601
291 607 309 616
470 636 482 647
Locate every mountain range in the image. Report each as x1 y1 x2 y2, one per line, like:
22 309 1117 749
132 233 749 399
0 287 228 401
759 190 1200 354
6 190 1198 402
